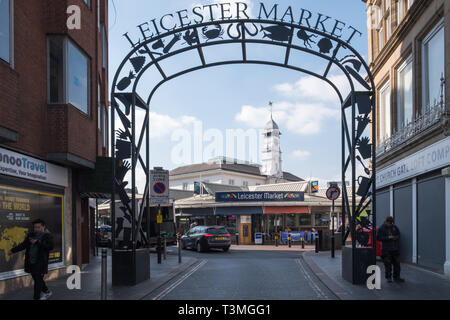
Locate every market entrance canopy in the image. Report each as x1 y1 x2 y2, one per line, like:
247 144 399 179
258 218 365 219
111 1 377 285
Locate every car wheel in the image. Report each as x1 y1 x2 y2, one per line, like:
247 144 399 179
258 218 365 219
223 246 230 252
196 241 204 253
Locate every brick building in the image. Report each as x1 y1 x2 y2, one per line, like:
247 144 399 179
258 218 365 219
0 0 109 293
363 0 450 274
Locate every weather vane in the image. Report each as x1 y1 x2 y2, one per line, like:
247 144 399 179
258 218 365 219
269 101 273 119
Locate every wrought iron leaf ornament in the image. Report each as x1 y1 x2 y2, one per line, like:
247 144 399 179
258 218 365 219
117 71 135 91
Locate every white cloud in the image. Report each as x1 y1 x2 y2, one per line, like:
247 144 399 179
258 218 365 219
292 150 311 161
235 101 338 135
115 110 200 141
274 74 351 104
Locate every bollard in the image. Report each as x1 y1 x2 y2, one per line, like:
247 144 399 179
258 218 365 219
275 235 278 247
178 236 182 264
331 234 335 258
301 237 305 249
101 249 107 300
235 233 239 245
157 236 162 264
288 234 291 248
315 233 319 253
163 237 167 260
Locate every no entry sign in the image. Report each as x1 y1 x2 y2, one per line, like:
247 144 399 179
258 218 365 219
150 167 169 205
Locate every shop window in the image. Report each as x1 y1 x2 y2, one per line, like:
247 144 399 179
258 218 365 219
397 56 413 130
299 215 311 226
422 20 444 112
286 214 296 228
0 0 10 63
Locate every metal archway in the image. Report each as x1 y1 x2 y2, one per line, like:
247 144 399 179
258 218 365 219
110 16 377 285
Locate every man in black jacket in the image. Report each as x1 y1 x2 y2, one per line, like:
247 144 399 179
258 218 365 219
7 219 54 300
376 216 405 283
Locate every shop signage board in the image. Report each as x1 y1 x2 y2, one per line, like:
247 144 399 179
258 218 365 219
0 147 68 187
255 232 263 245
376 136 450 188
215 191 304 202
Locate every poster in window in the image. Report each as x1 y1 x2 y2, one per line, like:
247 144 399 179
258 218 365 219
0 185 63 275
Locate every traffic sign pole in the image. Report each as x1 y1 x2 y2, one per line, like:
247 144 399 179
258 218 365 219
331 199 335 258
326 186 340 259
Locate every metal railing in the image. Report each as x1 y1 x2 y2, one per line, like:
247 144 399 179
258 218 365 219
376 101 446 156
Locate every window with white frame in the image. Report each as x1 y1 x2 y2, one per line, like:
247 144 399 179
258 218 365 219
379 81 391 143
97 0 101 30
98 83 101 129
397 0 404 24
422 20 444 112
397 56 413 130
101 25 107 69
102 104 107 148
48 37 91 114
229 179 235 186
182 183 188 190
0 0 11 63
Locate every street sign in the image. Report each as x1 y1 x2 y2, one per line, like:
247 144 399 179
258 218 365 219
150 167 169 205
326 186 341 201
255 233 263 245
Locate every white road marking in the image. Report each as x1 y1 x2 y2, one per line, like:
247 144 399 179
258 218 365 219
152 259 208 300
295 258 330 300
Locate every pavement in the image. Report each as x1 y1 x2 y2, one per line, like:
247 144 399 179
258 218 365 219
0 246 198 300
303 250 450 300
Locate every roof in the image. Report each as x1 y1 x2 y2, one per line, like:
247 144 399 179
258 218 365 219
265 118 280 131
249 181 309 192
170 161 303 182
202 182 248 194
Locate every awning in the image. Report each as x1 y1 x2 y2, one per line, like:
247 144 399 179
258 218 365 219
264 206 310 214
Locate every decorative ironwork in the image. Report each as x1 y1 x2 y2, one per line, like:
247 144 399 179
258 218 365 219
376 101 446 156
111 4 376 285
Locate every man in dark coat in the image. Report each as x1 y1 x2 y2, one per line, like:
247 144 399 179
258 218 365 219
7 219 54 300
376 216 405 283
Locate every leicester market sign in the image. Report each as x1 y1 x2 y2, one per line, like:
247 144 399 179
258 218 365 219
123 2 363 48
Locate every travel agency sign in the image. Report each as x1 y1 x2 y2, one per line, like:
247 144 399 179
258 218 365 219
0 147 68 187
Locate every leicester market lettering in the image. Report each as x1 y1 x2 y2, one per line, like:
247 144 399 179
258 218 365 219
123 2 362 48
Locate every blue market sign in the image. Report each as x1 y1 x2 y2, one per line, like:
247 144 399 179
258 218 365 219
215 191 304 202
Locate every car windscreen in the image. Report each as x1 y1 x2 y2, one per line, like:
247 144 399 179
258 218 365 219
206 228 228 234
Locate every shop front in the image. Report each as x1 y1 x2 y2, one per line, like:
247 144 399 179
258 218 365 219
0 147 69 288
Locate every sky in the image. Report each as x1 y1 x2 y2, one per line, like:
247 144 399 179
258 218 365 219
107 0 369 190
